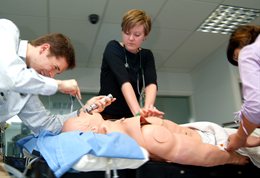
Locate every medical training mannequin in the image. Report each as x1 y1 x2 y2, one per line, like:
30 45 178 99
62 111 260 167
0 163 10 178
226 25 260 151
98 9 160 119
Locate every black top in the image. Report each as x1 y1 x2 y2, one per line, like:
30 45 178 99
98 40 157 119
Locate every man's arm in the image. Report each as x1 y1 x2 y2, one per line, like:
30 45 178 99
18 95 77 136
0 19 58 95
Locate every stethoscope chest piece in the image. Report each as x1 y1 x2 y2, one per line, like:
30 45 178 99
124 62 129 68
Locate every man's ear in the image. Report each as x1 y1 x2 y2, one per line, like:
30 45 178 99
39 43 50 54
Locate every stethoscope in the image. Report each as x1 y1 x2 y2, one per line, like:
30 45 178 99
123 45 145 107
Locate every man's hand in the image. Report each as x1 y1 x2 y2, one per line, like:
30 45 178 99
57 79 81 99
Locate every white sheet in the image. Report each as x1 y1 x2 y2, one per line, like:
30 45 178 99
72 147 149 172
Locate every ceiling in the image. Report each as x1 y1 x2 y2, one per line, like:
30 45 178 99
0 0 259 73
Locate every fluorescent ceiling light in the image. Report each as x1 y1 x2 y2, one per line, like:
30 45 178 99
197 5 260 34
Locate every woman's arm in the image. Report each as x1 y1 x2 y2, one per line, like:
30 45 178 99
227 40 260 151
121 82 141 116
226 113 258 151
143 84 157 109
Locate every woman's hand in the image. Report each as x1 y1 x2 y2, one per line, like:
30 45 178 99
85 95 116 113
226 133 247 152
139 105 164 118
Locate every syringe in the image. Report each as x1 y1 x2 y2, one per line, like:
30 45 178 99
76 94 113 114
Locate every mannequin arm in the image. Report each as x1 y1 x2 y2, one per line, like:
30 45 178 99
141 125 249 167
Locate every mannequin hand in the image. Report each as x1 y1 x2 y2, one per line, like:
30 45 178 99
227 151 249 165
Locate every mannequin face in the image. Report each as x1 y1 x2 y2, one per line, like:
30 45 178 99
62 112 105 133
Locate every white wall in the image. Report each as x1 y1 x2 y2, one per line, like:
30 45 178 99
57 68 101 93
190 44 242 125
57 47 242 126
156 72 193 96
57 67 193 96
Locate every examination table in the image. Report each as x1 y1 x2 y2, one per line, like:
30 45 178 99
5 126 260 178
5 155 260 178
